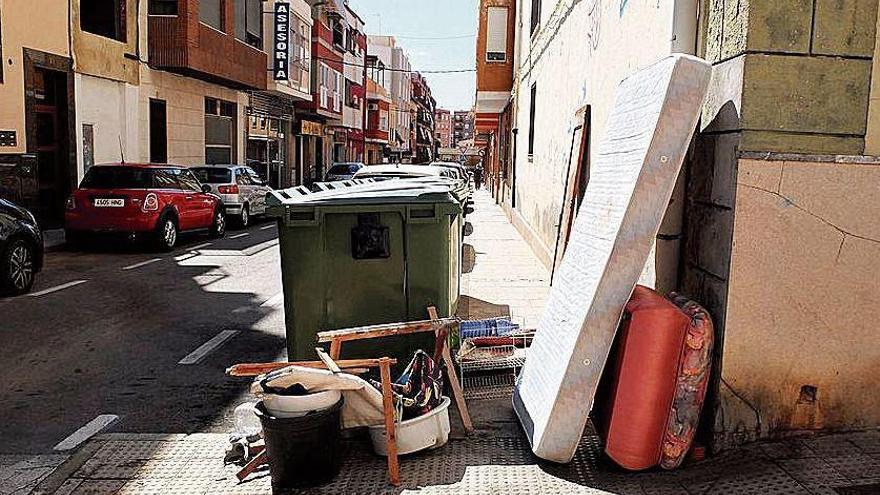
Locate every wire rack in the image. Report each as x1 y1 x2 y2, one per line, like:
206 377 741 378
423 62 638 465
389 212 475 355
462 372 517 400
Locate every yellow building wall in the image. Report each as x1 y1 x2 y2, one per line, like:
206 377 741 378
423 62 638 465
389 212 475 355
716 155 880 445
70 0 140 85
0 0 70 154
865 12 880 155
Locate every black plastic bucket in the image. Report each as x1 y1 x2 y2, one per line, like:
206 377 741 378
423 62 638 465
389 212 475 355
254 398 344 492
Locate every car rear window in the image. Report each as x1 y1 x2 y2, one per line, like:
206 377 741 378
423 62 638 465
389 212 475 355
80 167 155 189
328 164 360 175
191 167 232 183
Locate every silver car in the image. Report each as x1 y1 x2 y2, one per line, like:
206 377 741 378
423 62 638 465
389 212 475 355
190 165 271 228
326 162 365 181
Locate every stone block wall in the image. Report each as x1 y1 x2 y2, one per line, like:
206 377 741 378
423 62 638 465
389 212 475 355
686 0 880 451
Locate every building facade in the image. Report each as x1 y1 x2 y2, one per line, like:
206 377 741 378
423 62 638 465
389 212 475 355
434 108 452 149
365 53 390 164
474 0 516 195
298 0 347 181
0 0 76 229
249 0 314 189
452 110 474 147
410 72 436 163
331 3 365 164
368 35 413 161
481 0 880 453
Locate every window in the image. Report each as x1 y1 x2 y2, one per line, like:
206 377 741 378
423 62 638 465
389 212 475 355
205 97 236 165
149 99 168 163
178 170 203 192
528 84 537 156
200 0 223 31
332 19 345 49
148 0 178 15
81 0 126 42
234 0 262 49
530 0 542 36
486 7 508 62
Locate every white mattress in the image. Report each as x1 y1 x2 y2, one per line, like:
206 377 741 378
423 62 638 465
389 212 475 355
513 54 712 463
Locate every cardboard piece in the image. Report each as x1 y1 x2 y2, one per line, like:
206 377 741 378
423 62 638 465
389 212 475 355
513 54 712 463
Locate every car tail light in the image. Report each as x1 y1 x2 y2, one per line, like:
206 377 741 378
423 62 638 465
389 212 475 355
217 184 239 194
65 195 76 211
142 193 159 212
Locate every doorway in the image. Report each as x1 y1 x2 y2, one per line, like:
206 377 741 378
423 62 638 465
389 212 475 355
149 99 168 163
33 68 72 229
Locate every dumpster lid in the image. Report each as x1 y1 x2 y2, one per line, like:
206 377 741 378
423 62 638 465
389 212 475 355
266 177 462 208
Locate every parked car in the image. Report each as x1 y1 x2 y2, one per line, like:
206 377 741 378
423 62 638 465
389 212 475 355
326 162 365 181
0 198 43 295
353 164 473 215
353 163 457 181
190 164 271 228
65 163 226 251
430 161 475 193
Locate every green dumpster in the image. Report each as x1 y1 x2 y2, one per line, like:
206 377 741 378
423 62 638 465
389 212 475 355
266 179 463 363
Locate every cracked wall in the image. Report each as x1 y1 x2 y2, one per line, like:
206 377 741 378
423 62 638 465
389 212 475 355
714 155 880 447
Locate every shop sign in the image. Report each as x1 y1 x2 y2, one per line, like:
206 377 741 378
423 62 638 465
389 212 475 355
273 2 290 81
298 120 323 136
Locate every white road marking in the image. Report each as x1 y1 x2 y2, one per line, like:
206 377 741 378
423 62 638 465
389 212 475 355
178 330 240 365
261 292 284 308
189 242 213 250
230 232 250 239
28 280 88 297
53 414 119 451
260 224 275 230
121 258 162 271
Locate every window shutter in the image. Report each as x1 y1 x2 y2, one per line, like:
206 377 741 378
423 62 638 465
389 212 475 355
486 7 508 61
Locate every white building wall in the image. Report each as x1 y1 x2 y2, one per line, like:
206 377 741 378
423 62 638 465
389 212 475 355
75 74 141 180
511 0 683 266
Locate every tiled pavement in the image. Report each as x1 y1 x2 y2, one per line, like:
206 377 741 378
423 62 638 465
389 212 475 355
7 191 880 494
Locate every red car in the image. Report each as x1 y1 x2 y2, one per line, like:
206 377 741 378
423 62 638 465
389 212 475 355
65 163 226 250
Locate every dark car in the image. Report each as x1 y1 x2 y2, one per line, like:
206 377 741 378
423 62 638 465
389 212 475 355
0 198 44 295
65 163 226 251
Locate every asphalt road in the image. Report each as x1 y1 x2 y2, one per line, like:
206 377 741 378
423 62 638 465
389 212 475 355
0 219 287 454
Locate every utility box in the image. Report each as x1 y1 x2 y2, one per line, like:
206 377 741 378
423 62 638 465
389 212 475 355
266 179 463 362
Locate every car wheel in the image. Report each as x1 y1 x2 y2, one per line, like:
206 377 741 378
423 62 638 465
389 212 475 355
1 239 36 296
239 205 250 228
155 216 178 252
211 209 226 238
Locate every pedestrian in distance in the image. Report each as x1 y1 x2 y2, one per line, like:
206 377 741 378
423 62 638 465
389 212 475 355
474 165 484 190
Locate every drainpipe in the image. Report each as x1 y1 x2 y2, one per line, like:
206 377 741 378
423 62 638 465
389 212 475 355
655 0 699 294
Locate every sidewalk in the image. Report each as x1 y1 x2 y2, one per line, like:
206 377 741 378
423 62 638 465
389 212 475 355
15 190 880 495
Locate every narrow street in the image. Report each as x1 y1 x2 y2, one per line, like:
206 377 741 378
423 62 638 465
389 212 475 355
0 220 285 454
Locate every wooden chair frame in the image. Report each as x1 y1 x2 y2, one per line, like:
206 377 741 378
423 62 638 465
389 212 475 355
227 309 473 487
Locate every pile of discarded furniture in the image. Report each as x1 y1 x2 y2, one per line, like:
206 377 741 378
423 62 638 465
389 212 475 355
221 53 719 491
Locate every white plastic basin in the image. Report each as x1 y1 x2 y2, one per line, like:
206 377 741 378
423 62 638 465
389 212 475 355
262 389 342 418
368 396 451 456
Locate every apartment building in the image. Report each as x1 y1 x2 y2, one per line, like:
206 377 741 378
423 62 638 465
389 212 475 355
368 35 413 161
480 0 880 452
435 108 452 149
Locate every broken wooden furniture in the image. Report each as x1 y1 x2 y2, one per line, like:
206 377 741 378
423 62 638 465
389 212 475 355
227 314 474 487
228 355 399 485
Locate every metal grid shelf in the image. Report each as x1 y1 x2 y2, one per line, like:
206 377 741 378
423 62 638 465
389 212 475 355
458 346 527 372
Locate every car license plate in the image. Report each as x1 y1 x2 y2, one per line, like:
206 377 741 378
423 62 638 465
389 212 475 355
94 198 125 208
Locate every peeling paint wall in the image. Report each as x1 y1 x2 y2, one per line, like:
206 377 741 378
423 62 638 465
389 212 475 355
510 0 681 275
715 154 880 446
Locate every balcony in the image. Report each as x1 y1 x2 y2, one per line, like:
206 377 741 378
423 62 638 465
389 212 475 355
148 3 267 90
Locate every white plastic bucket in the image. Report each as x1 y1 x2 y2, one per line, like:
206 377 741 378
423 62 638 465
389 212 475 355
262 389 343 418
368 396 451 456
